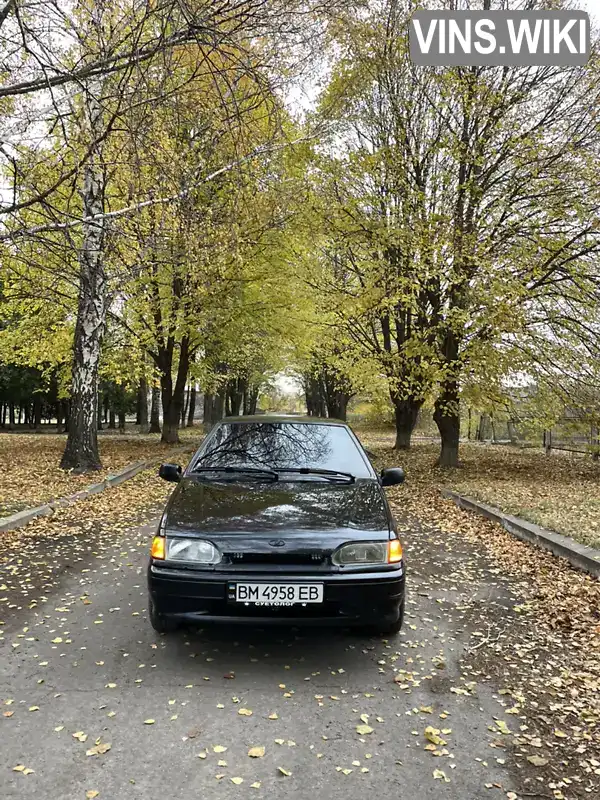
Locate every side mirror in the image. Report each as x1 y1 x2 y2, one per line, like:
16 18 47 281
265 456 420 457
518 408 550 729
380 467 405 487
159 463 182 483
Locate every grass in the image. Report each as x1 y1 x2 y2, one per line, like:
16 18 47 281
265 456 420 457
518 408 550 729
357 427 600 550
0 428 201 516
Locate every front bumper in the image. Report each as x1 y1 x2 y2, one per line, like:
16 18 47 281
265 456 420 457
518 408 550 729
148 561 405 626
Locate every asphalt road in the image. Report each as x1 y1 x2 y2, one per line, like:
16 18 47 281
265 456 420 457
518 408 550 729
1 512 528 800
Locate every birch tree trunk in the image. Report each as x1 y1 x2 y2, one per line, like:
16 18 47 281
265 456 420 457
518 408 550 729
60 70 106 471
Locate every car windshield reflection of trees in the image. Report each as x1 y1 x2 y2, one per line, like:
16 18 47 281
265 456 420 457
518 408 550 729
193 423 367 479
193 485 363 527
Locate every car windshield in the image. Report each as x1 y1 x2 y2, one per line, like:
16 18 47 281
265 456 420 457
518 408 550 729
192 422 373 479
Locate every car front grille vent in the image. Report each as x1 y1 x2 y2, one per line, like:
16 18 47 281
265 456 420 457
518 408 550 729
228 552 325 565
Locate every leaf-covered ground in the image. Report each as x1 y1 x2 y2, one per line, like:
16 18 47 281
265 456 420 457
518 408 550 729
0 430 200 516
0 435 598 798
362 433 600 550
364 436 600 799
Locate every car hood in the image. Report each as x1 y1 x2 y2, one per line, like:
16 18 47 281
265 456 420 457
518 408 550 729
163 477 390 539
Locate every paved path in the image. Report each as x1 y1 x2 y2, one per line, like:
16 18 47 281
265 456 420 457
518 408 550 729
1 512 532 800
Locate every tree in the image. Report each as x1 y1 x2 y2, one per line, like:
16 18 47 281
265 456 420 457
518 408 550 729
1 0 342 467
312 6 445 449
107 42 309 442
60 4 108 469
315 0 600 465
428 52 600 464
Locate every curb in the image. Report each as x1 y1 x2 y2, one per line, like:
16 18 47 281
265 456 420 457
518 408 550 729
0 445 193 534
443 490 600 579
0 504 55 531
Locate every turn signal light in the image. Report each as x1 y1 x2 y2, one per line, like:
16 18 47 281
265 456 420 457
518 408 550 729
151 536 166 559
388 539 403 563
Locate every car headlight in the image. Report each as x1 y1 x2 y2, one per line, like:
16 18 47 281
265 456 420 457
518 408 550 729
331 540 403 566
166 537 221 564
332 541 388 566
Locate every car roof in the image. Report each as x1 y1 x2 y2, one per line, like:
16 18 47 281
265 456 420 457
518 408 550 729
219 414 348 426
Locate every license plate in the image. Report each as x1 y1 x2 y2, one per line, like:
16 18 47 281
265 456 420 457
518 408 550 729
233 583 323 605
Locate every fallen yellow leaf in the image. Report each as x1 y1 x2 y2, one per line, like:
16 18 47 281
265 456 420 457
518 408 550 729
424 726 446 746
356 724 373 735
13 765 34 775
248 746 265 758
86 742 111 757
527 755 549 767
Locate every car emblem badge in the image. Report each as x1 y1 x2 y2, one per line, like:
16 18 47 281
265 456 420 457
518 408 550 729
269 539 286 547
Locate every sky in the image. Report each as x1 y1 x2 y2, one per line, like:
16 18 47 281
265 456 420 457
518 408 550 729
583 0 600 24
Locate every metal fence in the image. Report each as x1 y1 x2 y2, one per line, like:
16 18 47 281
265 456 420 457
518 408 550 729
408 409 600 458
465 413 600 458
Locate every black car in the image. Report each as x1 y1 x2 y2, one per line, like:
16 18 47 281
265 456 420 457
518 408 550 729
148 416 406 635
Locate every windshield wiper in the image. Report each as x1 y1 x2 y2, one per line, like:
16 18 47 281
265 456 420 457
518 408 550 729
190 466 279 481
275 467 355 483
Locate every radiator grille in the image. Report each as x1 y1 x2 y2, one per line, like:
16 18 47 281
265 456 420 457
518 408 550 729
227 552 325 566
